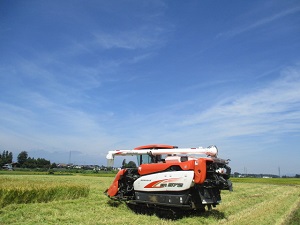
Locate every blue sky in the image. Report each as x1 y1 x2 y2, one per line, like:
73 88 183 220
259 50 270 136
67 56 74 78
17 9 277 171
1 0 300 174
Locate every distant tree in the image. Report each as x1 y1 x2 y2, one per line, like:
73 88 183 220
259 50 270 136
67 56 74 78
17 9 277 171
0 150 13 167
295 174 300 178
4 150 8 159
22 157 51 169
0 151 3 167
14 151 53 169
8 152 13 163
36 158 50 168
17 151 28 166
233 172 240 177
1 150 8 161
24 157 37 168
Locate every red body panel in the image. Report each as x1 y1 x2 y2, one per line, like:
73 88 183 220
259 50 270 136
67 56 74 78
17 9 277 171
194 158 212 184
138 158 212 184
138 160 195 175
106 169 126 197
134 144 176 150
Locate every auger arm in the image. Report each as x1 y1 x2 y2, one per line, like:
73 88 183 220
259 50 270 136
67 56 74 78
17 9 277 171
106 145 218 167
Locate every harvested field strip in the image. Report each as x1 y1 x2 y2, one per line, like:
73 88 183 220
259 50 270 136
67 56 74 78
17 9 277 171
219 185 300 224
219 184 284 213
285 202 300 225
0 177 89 207
216 183 300 225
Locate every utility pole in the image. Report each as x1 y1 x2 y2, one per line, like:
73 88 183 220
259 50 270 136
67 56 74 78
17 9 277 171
278 166 281 178
244 166 247 177
68 151 72 165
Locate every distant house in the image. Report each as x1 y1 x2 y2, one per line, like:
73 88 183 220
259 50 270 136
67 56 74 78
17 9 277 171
57 163 68 168
2 163 13 170
74 165 83 169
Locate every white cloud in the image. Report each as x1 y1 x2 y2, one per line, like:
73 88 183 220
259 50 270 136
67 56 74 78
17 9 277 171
94 31 152 50
217 6 300 39
176 65 300 139
105 64 300 149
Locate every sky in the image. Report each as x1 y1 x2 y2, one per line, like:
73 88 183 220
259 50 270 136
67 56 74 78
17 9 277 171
1 0 300 175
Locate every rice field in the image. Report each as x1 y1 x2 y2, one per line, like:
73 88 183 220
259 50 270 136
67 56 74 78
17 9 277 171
0 176 89 207
0 175 299 225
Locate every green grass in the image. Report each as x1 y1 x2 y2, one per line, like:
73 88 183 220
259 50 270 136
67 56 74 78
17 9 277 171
231 177 300 185
0 175 299 225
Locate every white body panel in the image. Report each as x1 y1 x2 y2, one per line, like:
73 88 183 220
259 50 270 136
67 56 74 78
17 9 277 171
133 171 194 192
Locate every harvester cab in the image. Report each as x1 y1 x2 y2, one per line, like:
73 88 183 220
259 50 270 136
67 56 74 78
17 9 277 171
104 144 232 213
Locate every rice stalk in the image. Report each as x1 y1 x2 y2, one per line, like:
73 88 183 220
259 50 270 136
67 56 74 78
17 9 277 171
0 177 89 207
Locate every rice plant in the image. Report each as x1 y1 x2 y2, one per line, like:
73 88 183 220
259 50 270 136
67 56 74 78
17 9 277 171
0 177 89 207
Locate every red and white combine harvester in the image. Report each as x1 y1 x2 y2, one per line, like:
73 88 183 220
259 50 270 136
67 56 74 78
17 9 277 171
105 144 232 214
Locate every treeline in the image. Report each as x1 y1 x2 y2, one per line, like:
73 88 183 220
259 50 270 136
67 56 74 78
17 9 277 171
1 150 55 169
234 172 300 179
18 151 52 169
0 151 13 167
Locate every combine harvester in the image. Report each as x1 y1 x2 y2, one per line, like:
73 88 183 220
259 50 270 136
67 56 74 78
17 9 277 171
105 144 232 216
